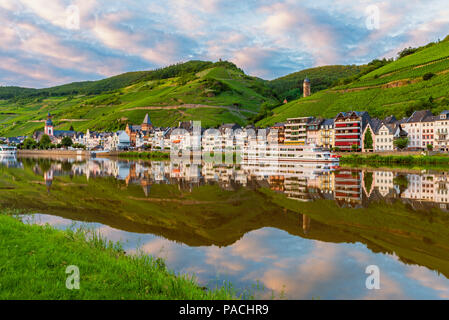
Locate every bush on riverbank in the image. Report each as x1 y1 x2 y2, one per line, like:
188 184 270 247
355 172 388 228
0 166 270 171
341 154 449 165
118 151 170 160
0 212 235 300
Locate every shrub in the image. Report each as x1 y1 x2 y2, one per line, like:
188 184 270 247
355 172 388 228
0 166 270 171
423 73 436 81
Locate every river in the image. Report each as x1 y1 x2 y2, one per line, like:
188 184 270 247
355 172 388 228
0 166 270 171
1 155 449 299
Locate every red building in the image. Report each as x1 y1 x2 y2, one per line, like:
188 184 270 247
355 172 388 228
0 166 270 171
334 111 371 152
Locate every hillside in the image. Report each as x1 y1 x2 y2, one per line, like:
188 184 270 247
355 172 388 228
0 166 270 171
268 65 368 101
258 38 449 126
0 61 279 137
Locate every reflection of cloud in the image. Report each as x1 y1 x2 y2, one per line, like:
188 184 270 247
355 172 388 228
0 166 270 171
229 229 279 263
205 246 246 274
361 273 405 300
260 241 340 299
406 266 449 299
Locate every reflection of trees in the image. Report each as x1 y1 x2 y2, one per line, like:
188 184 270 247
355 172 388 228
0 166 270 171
394 174 409 195
38 159 52 173
61 161 73 172
364 172 373 192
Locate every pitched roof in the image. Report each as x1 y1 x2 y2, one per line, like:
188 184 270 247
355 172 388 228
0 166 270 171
142 113 152 125
407 110 433 123
383 115 397 124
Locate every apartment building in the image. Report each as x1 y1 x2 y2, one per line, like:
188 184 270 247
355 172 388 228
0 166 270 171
334 111 371 152
306 118 323 146
319 119 334 149
285 117 313 145
434 111 449 152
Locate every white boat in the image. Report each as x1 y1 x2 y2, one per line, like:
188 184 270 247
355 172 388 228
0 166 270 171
0 145 17 155
243 144 340 163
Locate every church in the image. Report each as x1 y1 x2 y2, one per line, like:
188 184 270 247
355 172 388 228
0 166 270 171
33 112 78 143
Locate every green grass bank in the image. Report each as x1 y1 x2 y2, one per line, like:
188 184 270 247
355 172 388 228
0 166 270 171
117 151 170 160
340 154 449 166
0 212 235 300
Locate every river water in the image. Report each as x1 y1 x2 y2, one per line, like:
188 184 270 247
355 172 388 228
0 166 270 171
1 155 449 299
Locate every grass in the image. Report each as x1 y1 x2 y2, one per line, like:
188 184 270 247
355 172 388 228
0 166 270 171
0 210 237 300
117 151 170 160
340 153 449 166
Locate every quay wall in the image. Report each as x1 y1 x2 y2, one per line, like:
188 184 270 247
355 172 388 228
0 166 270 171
17 150 92 159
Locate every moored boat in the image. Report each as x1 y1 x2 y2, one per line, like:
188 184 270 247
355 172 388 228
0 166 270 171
243 144 340 163
0 145 17 156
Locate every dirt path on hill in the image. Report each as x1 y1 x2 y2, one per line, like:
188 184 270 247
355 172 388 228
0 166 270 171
122 104 258 114
29 119 91 123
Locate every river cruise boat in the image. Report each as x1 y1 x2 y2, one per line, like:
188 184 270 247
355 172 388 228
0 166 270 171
0 145 17 156
243 144 340 163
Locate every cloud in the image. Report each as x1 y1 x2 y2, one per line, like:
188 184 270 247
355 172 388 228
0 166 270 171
0 0 448 87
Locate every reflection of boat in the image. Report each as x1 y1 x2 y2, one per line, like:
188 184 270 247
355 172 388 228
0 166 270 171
243 144 340 163
0 154 20 168
0 145 17 155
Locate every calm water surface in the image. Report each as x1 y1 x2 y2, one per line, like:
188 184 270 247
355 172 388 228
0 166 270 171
2 155 449 299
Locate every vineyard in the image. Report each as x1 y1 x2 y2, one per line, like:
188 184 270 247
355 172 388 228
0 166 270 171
258 38 449 126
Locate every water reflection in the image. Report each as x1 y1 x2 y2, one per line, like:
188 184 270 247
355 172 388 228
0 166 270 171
2 156 449 299
21 157 449 212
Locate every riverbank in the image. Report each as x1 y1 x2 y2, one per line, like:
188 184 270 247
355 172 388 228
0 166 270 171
18 149 91 158
340 154 449 166
0 211 235 300
116 151 170 160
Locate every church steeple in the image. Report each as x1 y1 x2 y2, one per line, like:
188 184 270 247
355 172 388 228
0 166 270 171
45 112 54 136
141 113 153 132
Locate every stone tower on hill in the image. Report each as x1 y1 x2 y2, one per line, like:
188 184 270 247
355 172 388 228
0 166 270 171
303 78 311 97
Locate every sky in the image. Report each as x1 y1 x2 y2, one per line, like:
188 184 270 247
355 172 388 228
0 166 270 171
1 0 448 88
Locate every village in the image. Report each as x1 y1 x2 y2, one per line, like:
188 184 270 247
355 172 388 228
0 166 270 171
2 107 449 154
0 81 448 153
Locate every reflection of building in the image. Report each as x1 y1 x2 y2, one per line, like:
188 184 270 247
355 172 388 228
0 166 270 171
44 169 54 193
334 170 362 206
19 156 449 214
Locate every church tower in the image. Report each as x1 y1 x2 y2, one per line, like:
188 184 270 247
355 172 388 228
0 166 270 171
141 113 153 132
44 112 54 136
303 78 311 97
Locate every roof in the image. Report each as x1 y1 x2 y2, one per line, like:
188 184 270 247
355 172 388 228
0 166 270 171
53 130 77 137
366 118 382 134
383 115 397 124
142 113 152 125
406 110 433 123
321 118 334 127
219 123 241 133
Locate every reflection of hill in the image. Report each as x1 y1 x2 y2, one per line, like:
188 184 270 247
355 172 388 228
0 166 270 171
2 165 449 279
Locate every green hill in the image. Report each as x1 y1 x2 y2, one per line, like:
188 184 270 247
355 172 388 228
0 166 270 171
258 38 449 126
268 65 368 101
0 61 279 136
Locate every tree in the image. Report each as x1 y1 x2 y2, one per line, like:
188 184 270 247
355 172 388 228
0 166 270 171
394 138 409 150
22 138 37 150
61 136 73 148
69 125 74 131
364 128 373 150
351 144 359 152
427 144 434 151
39 135 52 149
423 73 436 81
